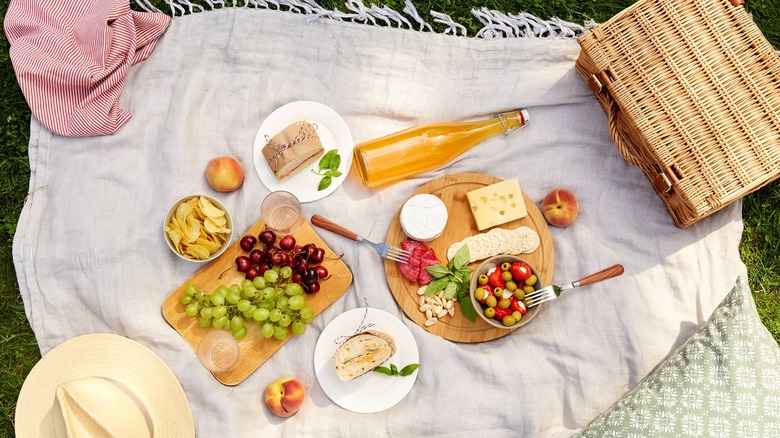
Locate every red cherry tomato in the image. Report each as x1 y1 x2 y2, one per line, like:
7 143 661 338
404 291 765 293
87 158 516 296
509 261 532 281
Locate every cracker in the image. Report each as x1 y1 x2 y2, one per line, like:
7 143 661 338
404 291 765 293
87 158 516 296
489 228 513 255
447 226 541 263
512 226 540 254
447 241 465 261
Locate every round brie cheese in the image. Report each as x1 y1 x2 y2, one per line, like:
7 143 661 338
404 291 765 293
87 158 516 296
400 194 448 242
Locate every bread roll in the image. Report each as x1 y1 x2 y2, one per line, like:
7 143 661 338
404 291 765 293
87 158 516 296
333 331 396 381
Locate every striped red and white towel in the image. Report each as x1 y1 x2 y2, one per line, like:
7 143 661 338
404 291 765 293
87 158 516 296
5 0 170 137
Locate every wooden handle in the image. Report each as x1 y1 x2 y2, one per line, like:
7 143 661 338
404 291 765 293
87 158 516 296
576 264 624 287
310 215 359 241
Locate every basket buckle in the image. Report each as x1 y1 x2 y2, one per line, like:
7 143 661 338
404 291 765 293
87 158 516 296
588 74 603 94
653 173 673 194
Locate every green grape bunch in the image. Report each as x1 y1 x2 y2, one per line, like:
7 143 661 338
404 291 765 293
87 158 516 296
179 265 316 341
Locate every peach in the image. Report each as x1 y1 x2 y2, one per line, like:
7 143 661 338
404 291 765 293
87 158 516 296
264 376 305 417
541 189 579 227
206 156 244 192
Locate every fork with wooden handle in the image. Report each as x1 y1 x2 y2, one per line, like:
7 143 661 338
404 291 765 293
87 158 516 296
311 215 411 264
524 264 625 307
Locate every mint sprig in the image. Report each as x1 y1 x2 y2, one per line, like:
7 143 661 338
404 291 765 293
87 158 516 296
312 149 342 191
424 245 477 322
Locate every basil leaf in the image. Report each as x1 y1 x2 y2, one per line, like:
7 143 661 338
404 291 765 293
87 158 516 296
425 277 451 296
425 264 451 279
390 363 398 375
319 149 338 170
452 245 470 270
319 155 332 171
373 366 394 376
443 281 458 299
455 280 470 301
399 363 420 376
459 295 478 322
318 175 332 191
328 170 343 178
329 154 341 171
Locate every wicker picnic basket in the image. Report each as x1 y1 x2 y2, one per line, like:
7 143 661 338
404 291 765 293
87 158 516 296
575 0 780 227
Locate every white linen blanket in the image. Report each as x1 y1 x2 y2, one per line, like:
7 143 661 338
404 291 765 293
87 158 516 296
13 6 747 437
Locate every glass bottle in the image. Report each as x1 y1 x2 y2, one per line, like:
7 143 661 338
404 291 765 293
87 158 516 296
353 110 529 188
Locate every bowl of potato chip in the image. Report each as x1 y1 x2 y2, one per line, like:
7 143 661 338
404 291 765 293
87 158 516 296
163 194 233 262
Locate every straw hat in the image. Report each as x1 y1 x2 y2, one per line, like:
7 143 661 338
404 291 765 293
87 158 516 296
15 333 195 437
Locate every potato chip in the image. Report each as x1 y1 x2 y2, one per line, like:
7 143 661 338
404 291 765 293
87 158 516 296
184 244 211 260
166 196 231 260
195 237 223 253
204 217 230 235
165 226 182 250
198 196 225 219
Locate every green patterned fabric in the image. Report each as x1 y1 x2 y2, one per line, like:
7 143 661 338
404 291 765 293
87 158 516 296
576 276 780 437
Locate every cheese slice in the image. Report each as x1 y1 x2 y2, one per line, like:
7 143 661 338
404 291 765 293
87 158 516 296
466 179 528 231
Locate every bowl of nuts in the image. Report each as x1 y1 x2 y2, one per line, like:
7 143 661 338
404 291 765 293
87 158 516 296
469 255 543 329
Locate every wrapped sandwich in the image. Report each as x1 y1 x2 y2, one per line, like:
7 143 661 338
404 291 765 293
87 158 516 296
262 120 325 182
334 331 396 381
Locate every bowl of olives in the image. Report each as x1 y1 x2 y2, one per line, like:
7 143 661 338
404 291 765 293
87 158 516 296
469 255 543 329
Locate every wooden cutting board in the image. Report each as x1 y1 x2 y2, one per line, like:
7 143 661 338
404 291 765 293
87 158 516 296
162 217 353 386
384 173 554 343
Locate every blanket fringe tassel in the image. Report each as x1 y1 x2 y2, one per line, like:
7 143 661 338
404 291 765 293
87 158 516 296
133 0 590 38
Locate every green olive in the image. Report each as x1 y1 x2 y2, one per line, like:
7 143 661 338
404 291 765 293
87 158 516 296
512 311 523 321
523 285 535 294
478 274 489 285
484 307 496 318
513 289 525 300
475 288 486 301
501 262 512 271
485 295 498 308
502 315 516 326
505 281 517 291
502 271 513 282
498 298 511 309
525 274 538 286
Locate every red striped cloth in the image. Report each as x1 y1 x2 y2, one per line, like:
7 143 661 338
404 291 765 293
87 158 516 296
5 0 170 137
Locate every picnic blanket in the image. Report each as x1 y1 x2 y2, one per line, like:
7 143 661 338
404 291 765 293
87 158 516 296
13 4 749 437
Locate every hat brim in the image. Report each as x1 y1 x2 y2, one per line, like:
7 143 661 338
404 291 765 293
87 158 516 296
16 333 195 437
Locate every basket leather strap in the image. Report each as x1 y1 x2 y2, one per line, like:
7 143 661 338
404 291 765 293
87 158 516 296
578 46 676 195
606 99 675 195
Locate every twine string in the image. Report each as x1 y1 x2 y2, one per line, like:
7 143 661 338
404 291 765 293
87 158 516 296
264 122 319 166
333 296 374 348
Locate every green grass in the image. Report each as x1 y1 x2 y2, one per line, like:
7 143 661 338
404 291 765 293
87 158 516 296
1 0 778 435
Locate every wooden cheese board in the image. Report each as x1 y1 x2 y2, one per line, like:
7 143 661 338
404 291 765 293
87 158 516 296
162 217 353 386
384 173 554 343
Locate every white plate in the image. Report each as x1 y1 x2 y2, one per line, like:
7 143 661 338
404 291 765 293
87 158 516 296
313 308 419 413
253 101 354 203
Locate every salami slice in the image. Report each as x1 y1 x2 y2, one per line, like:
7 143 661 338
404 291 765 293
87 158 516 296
398 240 441 285
417 257 440 284
401 239 428 253
399 254 421 283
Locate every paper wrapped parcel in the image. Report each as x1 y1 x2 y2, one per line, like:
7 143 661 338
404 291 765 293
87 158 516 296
262 120 325 182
